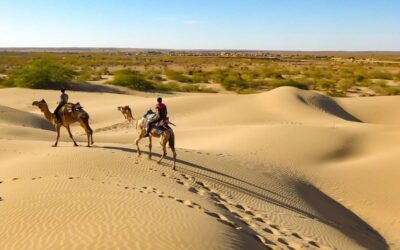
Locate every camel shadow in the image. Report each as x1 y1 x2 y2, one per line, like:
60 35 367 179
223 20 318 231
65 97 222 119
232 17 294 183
99 145 388 249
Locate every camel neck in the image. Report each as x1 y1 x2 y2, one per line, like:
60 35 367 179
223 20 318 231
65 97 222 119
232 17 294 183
42 105 54 123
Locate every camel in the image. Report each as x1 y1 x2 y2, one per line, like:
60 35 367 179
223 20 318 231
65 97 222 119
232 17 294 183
32 99 94 147
117 105 176 170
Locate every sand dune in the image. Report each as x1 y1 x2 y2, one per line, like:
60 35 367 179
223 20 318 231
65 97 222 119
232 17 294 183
0 86 399 249
0 105 54 130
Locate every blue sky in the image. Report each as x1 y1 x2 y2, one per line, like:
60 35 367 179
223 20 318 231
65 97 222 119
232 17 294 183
0 0 399 50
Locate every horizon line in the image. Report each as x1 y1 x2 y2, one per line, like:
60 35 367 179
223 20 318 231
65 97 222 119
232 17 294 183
1 47 400 53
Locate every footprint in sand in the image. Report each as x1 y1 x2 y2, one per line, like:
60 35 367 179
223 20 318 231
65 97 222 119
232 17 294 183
12 177 19 181
245 210 255 216
263 227 274 234
254 235 276 248
196 181 211 191
176 180 185 185
0 181 3 184
269 224 280 230
203 211 241 229
188 187 199 194
235 204 245 210
254 217 265 223
291 232 302 239
308 240 319 248
277 238 289 246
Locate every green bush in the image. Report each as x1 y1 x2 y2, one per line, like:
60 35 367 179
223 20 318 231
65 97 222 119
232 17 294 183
8 60 75 88
269 79 309 90
75 67 92 83
316 79 336 90
259 67 283 79
154 82 217 93
191 71 211 83
337 79 354 92
108 69 155 91
327 89 346 97
373 86 400 95
165 70 192 83
368 71 393 80
144 70 163 82
214 70 249 90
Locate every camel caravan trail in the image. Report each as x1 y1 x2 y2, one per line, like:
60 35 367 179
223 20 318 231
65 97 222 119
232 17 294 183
0 86 400 249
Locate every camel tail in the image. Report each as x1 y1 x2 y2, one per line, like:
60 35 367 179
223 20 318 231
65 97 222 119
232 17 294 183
168 131 175 149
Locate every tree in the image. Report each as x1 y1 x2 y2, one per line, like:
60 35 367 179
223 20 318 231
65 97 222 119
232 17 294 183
10 60 75 88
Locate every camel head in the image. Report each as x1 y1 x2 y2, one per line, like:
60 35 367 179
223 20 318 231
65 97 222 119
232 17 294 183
118 105 134 122
32 99 48 112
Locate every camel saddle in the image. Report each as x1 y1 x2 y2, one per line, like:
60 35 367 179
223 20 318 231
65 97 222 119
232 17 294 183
59 103 84 113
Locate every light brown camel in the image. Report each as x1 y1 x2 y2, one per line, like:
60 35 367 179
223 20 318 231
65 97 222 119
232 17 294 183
32 99 94 147
117 105 176 170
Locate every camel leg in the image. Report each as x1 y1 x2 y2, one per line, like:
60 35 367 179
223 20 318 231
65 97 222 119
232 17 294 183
79 120 91 147
66 126 78 146
168 131 176 170
87 123 94 145
171 147 177 170
135 132 144 156
148 136 152 159
52 124 61 147
157 134 168 164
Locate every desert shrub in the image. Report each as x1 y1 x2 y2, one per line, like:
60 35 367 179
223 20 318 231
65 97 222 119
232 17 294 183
259 67 283 79
241 71 260 82
154 82 217 93
237 89 258 94
212 70 248 90
316 79 336 90
75 67 92 83
337 79 354 92
144 70 163 82
395 72 400 80
91 68 104 81
372 86 400 95
327 89 346 97
165 70 192 83
154 82 181 92
269 79 309 90
97 66 110 75
108 69 155 91
191 71 211 83
8 60 75 88
0 78 14 88
368 71 393 80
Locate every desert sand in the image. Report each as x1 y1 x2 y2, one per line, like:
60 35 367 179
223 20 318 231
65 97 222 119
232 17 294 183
0 86 399 249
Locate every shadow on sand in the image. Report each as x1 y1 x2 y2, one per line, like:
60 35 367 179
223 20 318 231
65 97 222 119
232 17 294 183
99 145 388 249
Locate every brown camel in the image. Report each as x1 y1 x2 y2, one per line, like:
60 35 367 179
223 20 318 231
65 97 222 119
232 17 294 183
32 99 94 147
117 105 176 170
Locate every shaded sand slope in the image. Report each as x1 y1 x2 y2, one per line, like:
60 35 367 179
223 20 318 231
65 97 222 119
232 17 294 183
0 105 54 130
0 87 399 249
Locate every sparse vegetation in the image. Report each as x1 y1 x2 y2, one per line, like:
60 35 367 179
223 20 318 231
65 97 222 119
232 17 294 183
0 51 399 96
4 60 75 88
108 70 155 91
